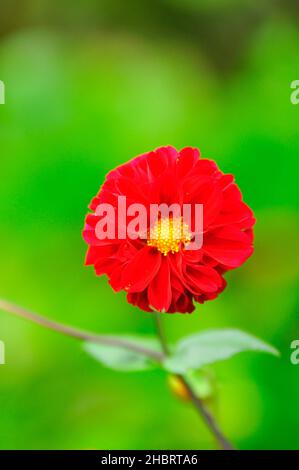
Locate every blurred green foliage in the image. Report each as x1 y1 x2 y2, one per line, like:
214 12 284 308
0 0 299 450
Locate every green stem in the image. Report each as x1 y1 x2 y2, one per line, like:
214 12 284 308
153 312 235 451
0 298 234 450
0 299 163 362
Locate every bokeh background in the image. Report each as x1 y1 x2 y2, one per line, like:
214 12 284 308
0 0 299 450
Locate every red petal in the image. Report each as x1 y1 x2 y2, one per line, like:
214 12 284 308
127 291 153 312
85 245 117 265
147 151 168 178
183 264 223 294
121 246 161 293
148 256 172 312
203 226 253 268
176 147 200 178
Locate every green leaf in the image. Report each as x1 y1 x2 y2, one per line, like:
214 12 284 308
83 335 161 372
164 328 279 374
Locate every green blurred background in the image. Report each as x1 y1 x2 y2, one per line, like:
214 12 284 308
0 0 299 450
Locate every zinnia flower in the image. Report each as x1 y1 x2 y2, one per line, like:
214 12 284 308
83 146 255 313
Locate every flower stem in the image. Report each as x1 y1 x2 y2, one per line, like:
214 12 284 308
154 312 169 355
0 299 163 362
0 298 234 450
153 312 235 450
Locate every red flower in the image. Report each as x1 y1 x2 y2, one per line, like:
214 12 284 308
83 146 255 314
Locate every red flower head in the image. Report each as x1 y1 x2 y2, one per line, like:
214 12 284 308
83 146 255 314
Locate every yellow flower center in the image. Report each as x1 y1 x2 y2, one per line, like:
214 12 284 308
147 217 192 256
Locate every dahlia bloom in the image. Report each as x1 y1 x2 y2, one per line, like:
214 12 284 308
83 146 255 313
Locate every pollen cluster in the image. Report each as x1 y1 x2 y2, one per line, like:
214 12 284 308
147 217 191 256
